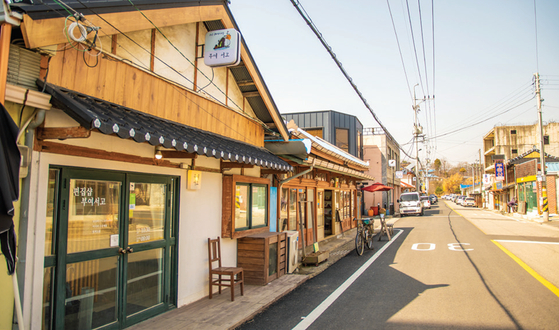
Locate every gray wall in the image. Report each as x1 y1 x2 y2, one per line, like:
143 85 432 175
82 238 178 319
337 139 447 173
283 110 363 159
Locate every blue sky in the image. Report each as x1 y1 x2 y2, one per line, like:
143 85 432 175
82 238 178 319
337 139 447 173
229 0 559 166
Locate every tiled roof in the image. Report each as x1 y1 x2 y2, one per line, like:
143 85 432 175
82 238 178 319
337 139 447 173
40 82 292 171
507 147 559 165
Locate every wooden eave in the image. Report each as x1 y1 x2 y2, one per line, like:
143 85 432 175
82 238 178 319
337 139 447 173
20 4 289 142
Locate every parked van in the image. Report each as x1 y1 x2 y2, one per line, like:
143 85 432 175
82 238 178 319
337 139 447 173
398 192 423 216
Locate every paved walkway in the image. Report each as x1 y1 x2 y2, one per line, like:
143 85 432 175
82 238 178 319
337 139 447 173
129 216 398 330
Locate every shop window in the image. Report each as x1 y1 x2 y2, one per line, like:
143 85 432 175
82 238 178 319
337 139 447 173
289 188 297 230
222 175 270 238
336 128 349 153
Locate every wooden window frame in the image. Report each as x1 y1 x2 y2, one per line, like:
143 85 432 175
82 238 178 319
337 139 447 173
222 175 270 239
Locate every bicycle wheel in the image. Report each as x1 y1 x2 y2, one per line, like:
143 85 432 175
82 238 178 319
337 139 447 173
366 228 374 250
355 230 365 256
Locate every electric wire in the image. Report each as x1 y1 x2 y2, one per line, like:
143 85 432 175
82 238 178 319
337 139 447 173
386 0 413 103
438 81 534 134
290 0 414 160
417 0 433 141
405 0 426 98
125 0 243 112
533 0 539 72
432 97 536 139
46 0 278 140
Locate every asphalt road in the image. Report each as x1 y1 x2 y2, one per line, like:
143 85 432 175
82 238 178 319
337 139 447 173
237 201 559 330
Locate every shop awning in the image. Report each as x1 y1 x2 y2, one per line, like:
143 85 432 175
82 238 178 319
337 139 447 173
39 82 292 171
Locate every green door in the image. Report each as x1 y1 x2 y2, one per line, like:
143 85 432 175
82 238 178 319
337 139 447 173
44 168 178 330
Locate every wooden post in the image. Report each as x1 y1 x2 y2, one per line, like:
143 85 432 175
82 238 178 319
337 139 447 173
0 23 13 103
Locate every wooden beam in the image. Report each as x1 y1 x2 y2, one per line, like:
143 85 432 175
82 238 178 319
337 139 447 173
150 29 156 72
236 80 255 87
160 150 197 159
220 161 254 171
311 149 344 166
261 169 286 175
0 23 12 103
21 6 227 49
242 91 260 98
37 140 180 168
37 126 91 140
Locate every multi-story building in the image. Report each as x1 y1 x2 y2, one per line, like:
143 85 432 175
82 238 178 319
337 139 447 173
483 123 559 173
282 110 364 160
363 127 401 214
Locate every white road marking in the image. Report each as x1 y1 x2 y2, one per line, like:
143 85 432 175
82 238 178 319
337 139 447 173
494 240 559 245
292 229 404 330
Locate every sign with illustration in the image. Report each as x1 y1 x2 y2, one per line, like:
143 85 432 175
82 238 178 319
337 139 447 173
204 28 241 67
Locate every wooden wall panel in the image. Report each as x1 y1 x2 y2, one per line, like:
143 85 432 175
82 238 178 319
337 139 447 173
46 47 264 146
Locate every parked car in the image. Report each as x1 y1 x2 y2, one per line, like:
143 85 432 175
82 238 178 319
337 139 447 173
429 194 438 204
421 196 431 209
464 197 475 207
398 192 423 216
455 196 465 205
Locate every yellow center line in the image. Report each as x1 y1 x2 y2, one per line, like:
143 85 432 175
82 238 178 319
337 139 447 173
444 201 488 235
492 240 559 297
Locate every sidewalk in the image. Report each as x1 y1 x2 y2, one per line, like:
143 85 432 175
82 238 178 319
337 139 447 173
486 208 559 231
128 216 399 330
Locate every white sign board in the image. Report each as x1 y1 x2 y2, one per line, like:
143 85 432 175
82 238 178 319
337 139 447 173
389 159 396 167
204 29 241 67
395 171 403 179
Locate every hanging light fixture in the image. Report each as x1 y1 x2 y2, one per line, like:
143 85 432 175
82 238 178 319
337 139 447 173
155 147 163 160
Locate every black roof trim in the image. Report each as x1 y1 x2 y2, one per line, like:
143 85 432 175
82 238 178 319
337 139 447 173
38 80 293 171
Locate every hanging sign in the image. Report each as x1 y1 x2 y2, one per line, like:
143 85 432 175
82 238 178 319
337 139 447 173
495 160 505 182
204 28 241 67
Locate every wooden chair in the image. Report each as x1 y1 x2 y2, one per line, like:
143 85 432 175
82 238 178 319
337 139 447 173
208 237 244 301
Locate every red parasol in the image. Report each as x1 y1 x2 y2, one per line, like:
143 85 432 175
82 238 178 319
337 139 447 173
362 182 393 192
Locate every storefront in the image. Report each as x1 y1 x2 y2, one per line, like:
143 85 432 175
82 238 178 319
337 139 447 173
517 176 538 213
272 122 373 249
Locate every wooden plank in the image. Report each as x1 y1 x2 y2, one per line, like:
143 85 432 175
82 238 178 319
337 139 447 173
237 250 262 258
0 23 12 103
237 258 265 266
221 175 233 238
37 140 179 168
21 6 227 49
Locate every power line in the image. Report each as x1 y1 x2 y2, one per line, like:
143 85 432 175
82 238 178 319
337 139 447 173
432 97 536 139
44 0 277 140
386 0 413 103
290 0 414 160
405 0 426 98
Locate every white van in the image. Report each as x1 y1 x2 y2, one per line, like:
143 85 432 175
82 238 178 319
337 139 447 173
398 192 423 216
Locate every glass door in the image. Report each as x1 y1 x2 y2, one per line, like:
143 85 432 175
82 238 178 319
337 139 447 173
46 168 177 330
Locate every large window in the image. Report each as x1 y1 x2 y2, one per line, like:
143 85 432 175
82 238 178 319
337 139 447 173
223 175 270 238
336 128 349 153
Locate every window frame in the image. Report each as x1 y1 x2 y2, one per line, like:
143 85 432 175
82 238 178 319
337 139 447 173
222 175 270 239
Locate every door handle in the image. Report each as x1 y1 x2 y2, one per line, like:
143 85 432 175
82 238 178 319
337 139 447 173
126 247 134 253
118 248 127 254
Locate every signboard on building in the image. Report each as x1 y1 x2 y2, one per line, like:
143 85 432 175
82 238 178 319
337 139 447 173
483 174 491 186
395 171 403 179
204 29 241 67
389 160 396 167
495 160 505 182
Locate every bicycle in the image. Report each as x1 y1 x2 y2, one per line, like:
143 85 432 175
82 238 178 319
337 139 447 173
353 218 374 255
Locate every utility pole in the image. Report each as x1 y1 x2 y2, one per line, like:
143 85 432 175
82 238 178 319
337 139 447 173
413 84 423 193
479 148 483 205
535 73 549 222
